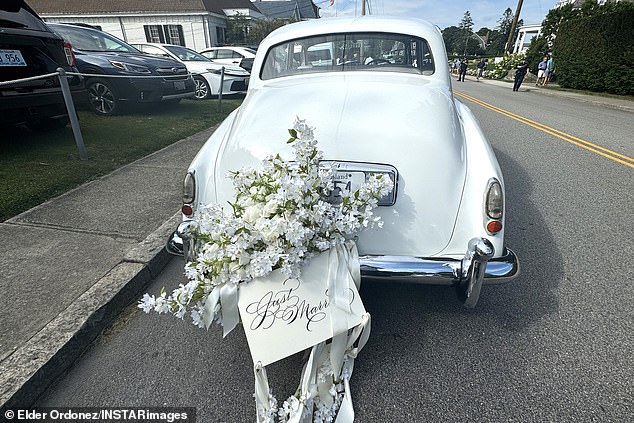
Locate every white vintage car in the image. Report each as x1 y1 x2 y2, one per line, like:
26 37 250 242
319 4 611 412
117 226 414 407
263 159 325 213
168 16 519 307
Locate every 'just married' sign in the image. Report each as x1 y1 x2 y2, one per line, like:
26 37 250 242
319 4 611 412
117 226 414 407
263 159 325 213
237 249 366 367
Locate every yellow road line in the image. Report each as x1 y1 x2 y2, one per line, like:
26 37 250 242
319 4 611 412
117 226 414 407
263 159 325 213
455 91 634 169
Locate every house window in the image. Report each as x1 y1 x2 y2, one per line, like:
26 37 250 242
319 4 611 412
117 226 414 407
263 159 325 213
143 25 185 46
216 27 226 45
146 26 163 43
166 25 182 45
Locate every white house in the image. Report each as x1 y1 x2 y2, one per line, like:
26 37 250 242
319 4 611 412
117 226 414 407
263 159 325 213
29 0 266 51
512 24 542 54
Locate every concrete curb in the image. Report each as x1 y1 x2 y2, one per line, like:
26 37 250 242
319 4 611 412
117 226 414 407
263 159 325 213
0 212 182 410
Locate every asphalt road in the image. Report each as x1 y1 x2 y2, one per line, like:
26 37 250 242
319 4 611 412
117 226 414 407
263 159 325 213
36 81 634 422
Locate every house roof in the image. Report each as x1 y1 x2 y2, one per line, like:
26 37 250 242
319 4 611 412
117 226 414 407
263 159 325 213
28 0 260 15
253 0 319 20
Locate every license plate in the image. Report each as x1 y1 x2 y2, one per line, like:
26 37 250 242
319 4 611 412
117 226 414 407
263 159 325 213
0 49 27 67
173 80 186 91
323 171 366 203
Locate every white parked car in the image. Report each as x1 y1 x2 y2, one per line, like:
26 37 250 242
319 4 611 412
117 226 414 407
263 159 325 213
199 46 256 71
132 43 249 99
168 16 519 307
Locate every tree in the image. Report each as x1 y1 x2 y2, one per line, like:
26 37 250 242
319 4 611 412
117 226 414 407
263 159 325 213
525 36 549 73
250 18 292 44
442 25 465 55
226 14 296 46
457 11 475 56
479 8 515 56
226 13 252 45
459 11 474 32
526 0 634 94
498 7 514 35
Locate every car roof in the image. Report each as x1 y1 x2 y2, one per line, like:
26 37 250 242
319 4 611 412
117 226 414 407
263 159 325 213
263 16 442 44
250 16 449 87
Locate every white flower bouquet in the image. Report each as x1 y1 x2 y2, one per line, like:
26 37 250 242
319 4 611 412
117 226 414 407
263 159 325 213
140 117 392 332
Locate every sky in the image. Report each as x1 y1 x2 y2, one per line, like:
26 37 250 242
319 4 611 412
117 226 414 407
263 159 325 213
318 0 561 30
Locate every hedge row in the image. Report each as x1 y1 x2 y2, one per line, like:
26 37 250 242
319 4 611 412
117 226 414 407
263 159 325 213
554 8 634 95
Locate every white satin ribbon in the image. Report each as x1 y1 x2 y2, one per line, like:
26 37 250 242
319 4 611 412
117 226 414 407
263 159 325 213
254 363 272 423
327 241 362 378
219 282 239 337
202 286 221 330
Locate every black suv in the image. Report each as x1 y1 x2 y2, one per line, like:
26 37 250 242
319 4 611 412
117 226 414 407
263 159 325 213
0 0 83 129
48 24 195 116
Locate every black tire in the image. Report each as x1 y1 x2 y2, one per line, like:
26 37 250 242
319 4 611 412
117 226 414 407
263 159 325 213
193 76 211 100
86 78 120 115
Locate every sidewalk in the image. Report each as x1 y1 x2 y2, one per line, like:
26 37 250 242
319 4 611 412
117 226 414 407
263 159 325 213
1 84 633 412
470 75 634 113
0 126 214 410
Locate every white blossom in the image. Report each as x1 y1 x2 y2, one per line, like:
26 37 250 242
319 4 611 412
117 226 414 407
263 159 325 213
140 116 392 333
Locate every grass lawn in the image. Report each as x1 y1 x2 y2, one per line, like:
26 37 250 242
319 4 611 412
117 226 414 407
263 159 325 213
0 98 242 222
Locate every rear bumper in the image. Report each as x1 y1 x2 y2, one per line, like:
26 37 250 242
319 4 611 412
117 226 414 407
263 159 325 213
0 84 85 125
167 219 519 308
359 247 519 286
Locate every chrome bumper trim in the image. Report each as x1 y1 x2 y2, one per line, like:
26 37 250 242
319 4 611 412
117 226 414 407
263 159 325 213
360 247 519 285
166 219 519 308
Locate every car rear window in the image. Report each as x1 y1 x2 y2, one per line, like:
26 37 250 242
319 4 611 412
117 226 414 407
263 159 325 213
0 0 49 31
261 32 435 80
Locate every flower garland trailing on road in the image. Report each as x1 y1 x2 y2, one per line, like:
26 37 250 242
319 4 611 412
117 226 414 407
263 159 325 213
140 117 392 422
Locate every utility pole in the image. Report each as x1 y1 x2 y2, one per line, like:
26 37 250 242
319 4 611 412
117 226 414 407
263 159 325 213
504 0 524 54
361 0 366 16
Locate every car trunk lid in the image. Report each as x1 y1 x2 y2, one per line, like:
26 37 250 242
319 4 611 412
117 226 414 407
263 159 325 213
214 74 467 256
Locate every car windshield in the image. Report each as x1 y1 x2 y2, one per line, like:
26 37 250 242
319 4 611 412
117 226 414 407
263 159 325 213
164 45 210 62
261 32 434 80
51 25 139 53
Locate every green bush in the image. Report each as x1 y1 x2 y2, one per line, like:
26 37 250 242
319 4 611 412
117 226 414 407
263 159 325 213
554 7 634 95
487 53 525 80
525 36 549 74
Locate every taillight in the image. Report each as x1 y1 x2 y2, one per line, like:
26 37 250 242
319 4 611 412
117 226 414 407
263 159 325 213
182 171 196 217
63 42 75 66
485 180 503 219
485 179 503 234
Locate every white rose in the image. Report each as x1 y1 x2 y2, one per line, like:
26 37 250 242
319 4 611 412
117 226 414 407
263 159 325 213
243 205 262 223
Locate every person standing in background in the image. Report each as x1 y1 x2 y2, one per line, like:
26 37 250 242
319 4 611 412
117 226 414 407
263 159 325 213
536 56 548 86
457 57 468 82
513 59 529 91
476 58 487 80
545 54 554 85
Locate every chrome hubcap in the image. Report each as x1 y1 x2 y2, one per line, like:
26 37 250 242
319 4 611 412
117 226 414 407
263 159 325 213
194 79 209 99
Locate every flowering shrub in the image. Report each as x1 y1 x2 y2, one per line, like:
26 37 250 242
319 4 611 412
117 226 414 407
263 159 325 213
487 53 526 80
140 117 393 330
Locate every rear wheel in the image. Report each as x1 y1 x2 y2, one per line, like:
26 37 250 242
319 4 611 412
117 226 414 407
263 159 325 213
193 76 211 99
87 78 120 115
